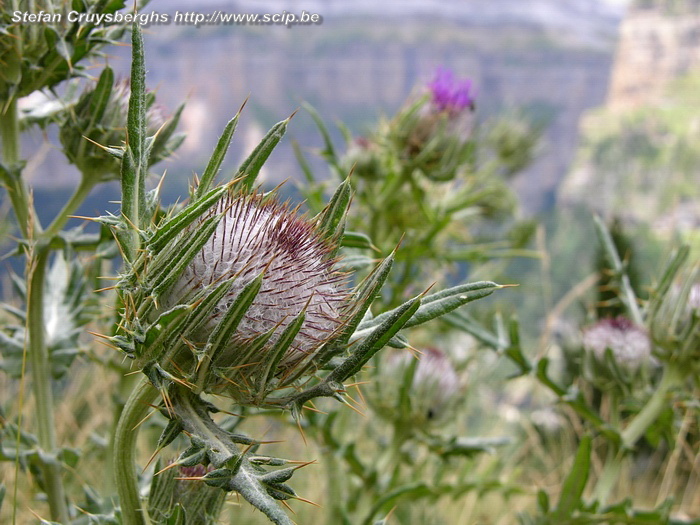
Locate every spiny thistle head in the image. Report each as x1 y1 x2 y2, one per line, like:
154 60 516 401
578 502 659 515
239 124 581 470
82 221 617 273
109 26 504 524
162 191 348 375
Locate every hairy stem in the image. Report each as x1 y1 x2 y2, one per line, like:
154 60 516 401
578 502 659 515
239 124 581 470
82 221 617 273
0 97 35 238
26 246 69 523
114 376 159 525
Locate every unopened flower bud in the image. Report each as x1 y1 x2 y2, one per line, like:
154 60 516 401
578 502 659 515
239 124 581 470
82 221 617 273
160 192 348 400
341 137 383 180
369 348 462 426
582 317 652 372
60 72 181 182
389 67 475 181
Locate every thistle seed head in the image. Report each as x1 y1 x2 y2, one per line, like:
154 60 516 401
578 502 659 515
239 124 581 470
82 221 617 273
163 192 348 373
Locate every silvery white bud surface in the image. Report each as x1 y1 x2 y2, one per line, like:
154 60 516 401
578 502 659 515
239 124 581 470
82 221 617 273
162 192 348 376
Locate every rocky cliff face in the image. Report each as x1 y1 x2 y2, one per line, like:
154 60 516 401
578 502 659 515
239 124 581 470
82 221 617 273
559 4 700 235
607 8 700 110
21 7 620 218
125 20 612 211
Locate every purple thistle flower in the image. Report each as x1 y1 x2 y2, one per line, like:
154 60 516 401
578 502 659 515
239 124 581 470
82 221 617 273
428 66 475 114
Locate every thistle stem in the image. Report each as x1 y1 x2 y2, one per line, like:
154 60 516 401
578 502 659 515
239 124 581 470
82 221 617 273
44 176 97 240
621 363 684 449
593 362 685 506
0 97 35 238
593 448 623 506
26 246 69 523
114 376 159 525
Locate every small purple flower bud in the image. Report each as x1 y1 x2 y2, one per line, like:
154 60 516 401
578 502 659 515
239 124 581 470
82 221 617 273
428 66 475 115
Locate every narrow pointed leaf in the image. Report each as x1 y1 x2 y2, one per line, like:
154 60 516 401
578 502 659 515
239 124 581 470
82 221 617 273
341 231 374 249
402 281 501 328
226 325 278 377
179 279 236 343
316 178 352 242
127 23 147 168
196 273 264 391
258 309 306 396
235 118 289 191
88 67 113 127
157 418 184 449
148 184 228 252
309 252 395 374
442 310 502 349
593 215 643 325
302 102 338 163
151 214 222 297
329 295 421 382
195 114 241 200
553 435 591 519
357 281 500 334
150 102 185 160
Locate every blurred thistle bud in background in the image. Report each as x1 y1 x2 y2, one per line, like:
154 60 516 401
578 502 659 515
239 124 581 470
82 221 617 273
581 316 654 389
0 1 130 100
340 136 384 181
60 68 184 182
646 255 700 365
368 347 463 428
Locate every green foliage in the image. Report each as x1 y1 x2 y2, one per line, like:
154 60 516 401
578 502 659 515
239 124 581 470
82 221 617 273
1 5 699 525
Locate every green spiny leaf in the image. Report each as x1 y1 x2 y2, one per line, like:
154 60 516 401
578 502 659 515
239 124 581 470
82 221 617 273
316 178 352 243
553 435 591 520
151 214 223 298
235 117 290 191
330 295 421 382
256 308 306 399
195 113 242 200
195 272 264 392
148 184 228 252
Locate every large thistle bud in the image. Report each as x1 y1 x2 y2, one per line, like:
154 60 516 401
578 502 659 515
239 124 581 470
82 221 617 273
158 191 349 401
